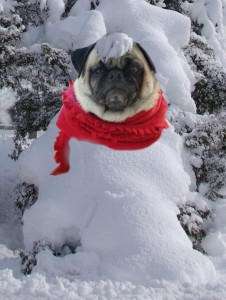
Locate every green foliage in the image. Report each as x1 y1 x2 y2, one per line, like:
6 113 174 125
147 0 194 11
20 238 80 274
20 239 55 275
0 13 23 47
13 0 49 28
8 44 70 159
170 107 225 251
13 182 39 222
177 203 212 253
0 11 71 159
63 0 77 17
185 112 226 201
164 0 183 12
184 34 226 115
90 0 100 10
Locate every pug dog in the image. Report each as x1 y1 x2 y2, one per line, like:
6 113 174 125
71 33 160 123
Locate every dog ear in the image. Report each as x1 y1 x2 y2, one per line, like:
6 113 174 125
71 43 96 77
136 43 156 73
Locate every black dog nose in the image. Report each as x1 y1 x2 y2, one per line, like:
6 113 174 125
107 69 123 81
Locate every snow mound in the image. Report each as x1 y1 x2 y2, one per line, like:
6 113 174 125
45 11 106 50
19 118 216 285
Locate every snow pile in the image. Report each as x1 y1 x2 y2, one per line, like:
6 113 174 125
20 119 216 285
45 11 106 50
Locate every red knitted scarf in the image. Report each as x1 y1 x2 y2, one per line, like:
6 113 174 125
51 81 169 175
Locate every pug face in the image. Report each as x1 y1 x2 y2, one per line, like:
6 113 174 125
72 43 160 122
89 55 144 112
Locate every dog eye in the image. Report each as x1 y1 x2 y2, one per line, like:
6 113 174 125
130 66 141 74
92 67 104 76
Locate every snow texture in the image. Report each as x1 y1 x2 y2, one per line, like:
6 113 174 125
1 0 226 299
41 0 65 23
45 11 106 50
0 132 22 250
0 88 16 124
20 119 215 285
202 199 226 257
95 33 133 61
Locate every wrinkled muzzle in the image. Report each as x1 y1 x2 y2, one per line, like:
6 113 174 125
93 68 139 112
105 88 128 112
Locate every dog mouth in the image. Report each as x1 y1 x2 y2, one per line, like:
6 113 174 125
104 89 128 112
96 88 137 112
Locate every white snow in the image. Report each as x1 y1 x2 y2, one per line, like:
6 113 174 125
95 33 133 61
202 199 226 257
0 121 226 300
0 132 22 250
19 120 215 285
219 185 226 197
45 11 106 50
1 0 226 299
0 88 17 124
42 0 65 23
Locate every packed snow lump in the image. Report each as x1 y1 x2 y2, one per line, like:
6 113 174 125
19 0 216 286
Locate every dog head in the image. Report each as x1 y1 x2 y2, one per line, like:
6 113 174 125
71 42 160 122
